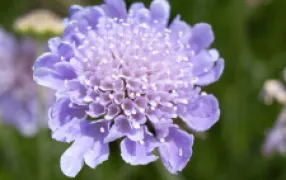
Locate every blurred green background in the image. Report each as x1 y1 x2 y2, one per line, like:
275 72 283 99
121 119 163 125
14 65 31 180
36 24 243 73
1 0 286 179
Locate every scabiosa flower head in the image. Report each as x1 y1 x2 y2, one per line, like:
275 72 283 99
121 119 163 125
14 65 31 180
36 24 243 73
0 28 48 136
33 0 224 177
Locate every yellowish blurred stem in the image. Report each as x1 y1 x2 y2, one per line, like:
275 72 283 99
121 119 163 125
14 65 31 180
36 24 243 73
37 86 50 180
36 40 50 180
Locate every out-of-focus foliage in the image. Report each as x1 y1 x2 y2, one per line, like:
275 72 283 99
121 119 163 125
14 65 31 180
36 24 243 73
1 0 286 179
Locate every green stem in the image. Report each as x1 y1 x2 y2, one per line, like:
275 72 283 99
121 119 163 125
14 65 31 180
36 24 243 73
36 38 50 180
36 78 52 180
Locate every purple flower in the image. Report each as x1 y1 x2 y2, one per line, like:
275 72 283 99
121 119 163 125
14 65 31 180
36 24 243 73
263 107 286 156
0 28 49 136
33 0 224 177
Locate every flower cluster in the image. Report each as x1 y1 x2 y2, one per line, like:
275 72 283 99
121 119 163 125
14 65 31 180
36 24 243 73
0 28 48 136
33 0 224 177
262 79 286 155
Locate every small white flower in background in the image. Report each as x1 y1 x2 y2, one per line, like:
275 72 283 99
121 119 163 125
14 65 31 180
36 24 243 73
263 80 286 105
14 9 64 36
